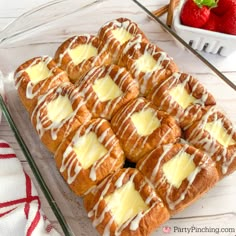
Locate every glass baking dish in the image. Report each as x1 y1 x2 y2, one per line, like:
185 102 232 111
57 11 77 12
0 0 236 235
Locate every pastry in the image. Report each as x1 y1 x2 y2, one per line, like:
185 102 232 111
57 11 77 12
14 56 69 112
86 168 170 236
137 143 219 214
147 72 216 128
31 82 92 153
54 34 111 83
118 34 152 67
184 106 236 178
111 97 181 163
76 64 139 120
54 118 125 196
98 17 148 63
120 42 178 96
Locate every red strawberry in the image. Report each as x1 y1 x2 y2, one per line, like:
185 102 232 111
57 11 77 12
202 12 221 31
212 0 236 16
220 8 236 35
180 0 211 28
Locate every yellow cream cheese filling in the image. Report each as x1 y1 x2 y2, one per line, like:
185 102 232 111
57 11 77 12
131 108 160 136
205 120 236 147
134 53 162 73
104 180 148 227
92 75 123 102
163 152 196 188
47 94 73 122
112 28 132 44
169 84 196 109
69 43 98 65
26 61 52 84
73 132 108 169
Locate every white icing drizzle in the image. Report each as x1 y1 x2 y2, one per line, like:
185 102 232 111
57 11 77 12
129 212 144 231
56 34 110 79
98 18 145 61
113 98 146 136
138 144 210 211
31 82 90 141
150 72 214 126
77 64 138 119
15 56 65 100
59 118 123 184
186 106 236 175
150 145 173 184
88 169 160 235
125 42 172 95
112 97 179 160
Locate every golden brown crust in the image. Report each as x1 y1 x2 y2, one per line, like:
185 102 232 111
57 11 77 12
137 143 219 215
54 118 125 196
118 35 151 67
83 186 98 213
184 106 236 178
120 42 178 96
54 35 111 83
147 72 216 128
75 64 140 120
14 56 69 113
31 82 92 153
98 17 148 63
87 168 170 236
111 97 181 163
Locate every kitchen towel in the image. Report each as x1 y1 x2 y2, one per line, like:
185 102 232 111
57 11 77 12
0 139 60 236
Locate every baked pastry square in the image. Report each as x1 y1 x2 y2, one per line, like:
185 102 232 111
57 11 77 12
76 64 139 120
120 42 178 96
148 72 216 128
54 118 125 196
185 106 236 178
31 82 92 153
98 17 148 63
86 168 170 236
137 143 219 214
111 97 181 163
14 56 69 113
54 34 111 83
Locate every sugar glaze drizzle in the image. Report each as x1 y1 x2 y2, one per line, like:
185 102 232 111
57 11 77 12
60 118 123 183
88 168 162 235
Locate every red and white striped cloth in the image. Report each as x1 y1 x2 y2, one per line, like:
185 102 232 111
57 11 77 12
0 140 61 236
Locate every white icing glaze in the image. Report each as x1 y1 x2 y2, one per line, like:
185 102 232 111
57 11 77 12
88 169 160 234
186 106 236 175
56 34 110 77
138 144 209 211
98 18 147 63
58 119 123 184
126 43 171 95
112 98 177 159
31 83 90 141
150 72 214 125
78 64 138 119
15 56 65 100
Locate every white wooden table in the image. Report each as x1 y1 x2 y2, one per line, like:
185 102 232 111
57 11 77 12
0 0 236 235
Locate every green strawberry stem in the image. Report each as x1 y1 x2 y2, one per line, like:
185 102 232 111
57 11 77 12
194 0 217 7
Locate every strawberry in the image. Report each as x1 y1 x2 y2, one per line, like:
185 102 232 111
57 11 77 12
220 8 236 35
202 12 221 31
212 0 236 16
180 0 216 28
180 0 210 28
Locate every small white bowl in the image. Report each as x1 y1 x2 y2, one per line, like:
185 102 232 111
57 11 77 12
173 4 236 56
